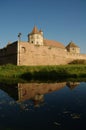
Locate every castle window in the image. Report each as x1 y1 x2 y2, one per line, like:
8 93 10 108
21 47 26 53
31 41 33 43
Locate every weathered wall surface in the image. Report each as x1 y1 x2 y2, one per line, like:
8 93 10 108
0 42 17 65
65 52 86 63
0 41 86 66
18 42 86 66
18 42 67 65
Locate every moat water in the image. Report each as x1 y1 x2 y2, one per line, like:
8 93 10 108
0 81 86 130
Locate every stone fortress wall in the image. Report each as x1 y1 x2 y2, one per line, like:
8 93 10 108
0 26 86 66
0 42 17 65
18 41 66 65
17 41 86 66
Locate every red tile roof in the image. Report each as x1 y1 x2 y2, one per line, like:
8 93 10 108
44 39 65 49
30 26 41 35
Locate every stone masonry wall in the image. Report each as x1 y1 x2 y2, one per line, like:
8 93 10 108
0 41 86 66
0 42 17 65
18 42 67 65
18 42 86 66
65 52 86 63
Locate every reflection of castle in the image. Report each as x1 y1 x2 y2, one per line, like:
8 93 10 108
66 82 80 89
0 82 66 106
18 82 66 102
0 26 86 65
0 82 80 106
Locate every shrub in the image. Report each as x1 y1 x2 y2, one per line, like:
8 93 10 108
69 59 86 64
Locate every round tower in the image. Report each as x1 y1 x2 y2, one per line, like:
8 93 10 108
28 26 43 45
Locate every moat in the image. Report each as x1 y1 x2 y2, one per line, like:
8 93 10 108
0 81 86 130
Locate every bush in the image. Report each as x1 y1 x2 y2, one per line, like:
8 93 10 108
69 59 86 64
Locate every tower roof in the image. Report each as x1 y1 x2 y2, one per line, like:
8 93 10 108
30 26 40 35
66 41 79 48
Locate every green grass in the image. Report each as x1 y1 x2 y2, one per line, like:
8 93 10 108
0 64 86 81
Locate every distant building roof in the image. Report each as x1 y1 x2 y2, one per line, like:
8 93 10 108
66 41 79 48
30 26 42 35
44 39 65 49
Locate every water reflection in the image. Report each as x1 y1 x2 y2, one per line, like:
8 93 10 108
0 82 80 106
66 82 80 89
0 81 86 130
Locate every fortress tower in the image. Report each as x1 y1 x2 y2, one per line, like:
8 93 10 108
66 41 80 54
28 26 43 45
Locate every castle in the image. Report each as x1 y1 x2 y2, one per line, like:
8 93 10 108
0 26 86 66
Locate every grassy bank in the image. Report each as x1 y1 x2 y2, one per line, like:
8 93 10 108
0 64 86 81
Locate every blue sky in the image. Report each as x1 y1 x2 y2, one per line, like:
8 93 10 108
0 0 86 53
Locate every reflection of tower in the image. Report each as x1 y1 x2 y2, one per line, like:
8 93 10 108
66 82 80 90
32 94 44 107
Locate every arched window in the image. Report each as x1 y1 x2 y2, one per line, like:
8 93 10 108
21 47 26 53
